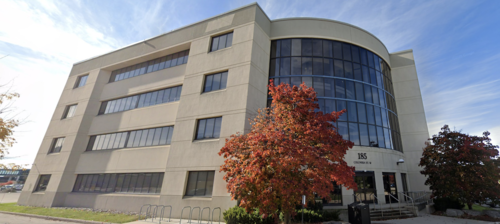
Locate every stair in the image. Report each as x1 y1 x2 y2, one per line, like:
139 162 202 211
370 208 415 221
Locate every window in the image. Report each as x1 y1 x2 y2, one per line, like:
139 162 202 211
34 175 51 192
210 32 233 52
196 117 222 140
185 171 215 197
62 104 77 119
74 75 88 88
203 72 228 93
98 86 182 115
49 138 65 153
86 126 173 151
73 173 163 194
269 38 403 152
109 50 189 83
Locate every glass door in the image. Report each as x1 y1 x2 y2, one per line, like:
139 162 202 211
383 172 398 203
354 171 377 204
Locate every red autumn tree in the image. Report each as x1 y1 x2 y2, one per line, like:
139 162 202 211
419 125 500 210
219 82 357 223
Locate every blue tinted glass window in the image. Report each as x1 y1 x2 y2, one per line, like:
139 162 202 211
349 123 359 145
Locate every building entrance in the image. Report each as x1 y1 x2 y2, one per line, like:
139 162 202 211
383 172 398 203
354 171 376 204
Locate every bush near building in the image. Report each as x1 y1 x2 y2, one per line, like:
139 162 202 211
419 125 500 210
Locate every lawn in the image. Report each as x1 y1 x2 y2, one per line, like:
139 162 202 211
0 203 140 223
471 204 493 211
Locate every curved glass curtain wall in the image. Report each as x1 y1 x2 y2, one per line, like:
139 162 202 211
269 38 403 152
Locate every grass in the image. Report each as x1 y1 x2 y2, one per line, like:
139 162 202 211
0 203 139 223
471 204 493 211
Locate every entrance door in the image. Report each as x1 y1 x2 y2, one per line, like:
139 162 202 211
354 171 377 204
383 173 398 203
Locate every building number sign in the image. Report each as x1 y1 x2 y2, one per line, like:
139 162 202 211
354 153 371 164
358 153 367 160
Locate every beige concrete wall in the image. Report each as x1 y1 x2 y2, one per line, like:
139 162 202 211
390 50 430 192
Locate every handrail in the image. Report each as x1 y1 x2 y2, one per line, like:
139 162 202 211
139 204 151 221
368 193 382 217
211 207 221 224
399 192 416 216
201 207 211 224
180 206 191 224
190 207 201 224
159 205 172 223
388 194 401 216
352 193 360 204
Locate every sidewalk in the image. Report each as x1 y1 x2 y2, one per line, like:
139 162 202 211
372 209 497 224
128 218 225 224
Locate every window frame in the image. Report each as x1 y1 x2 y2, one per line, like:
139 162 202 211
49 137 65 154
184 171 215 197
195 117 222 140
209 32 234 52
62 104 78 119
74 75 89 88
34 175 51 192
202 71 228 93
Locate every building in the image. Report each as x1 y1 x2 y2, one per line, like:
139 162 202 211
0 169 30 184
18 3 429 217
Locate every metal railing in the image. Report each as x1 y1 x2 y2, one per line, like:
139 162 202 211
139 204 222 223
201 207 211 224
180 206 191 224
158 205 172 223
212 207 221 224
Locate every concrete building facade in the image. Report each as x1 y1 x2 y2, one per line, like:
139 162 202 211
19 3 429 217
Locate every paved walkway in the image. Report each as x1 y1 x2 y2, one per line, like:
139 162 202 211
128 218 224 224
0 212 76 224
372 209 497 224
0 192 20 203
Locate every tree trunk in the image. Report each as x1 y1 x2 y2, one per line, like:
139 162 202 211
283 211 291 224
468 202 473 210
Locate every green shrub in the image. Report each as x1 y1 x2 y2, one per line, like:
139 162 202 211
223 206 274 224
433 197 464 211
292 209 340 222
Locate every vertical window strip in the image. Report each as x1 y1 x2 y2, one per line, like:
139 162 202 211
86 126 174 151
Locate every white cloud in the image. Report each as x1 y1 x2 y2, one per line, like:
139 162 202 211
0 0 118 166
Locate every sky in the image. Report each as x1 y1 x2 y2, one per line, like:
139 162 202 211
0 0 499 166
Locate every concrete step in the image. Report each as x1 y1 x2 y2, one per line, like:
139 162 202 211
371 214 414 221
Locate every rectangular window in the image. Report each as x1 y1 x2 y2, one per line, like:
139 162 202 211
62 104 77 119
73 173 163 194
99 86 182 115
109 50 189 83
86 126 173 151
49 137 65 153
210 32 233 52
185 171 215 197
203 72 228 93
196 117 222 140
74 75 88 88
34 175 51 192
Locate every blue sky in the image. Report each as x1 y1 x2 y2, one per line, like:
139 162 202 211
1 0 499 166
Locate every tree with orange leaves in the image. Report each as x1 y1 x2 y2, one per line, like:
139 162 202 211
219 82 357 223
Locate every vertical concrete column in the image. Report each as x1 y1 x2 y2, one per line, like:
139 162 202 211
390 50 430 192
18 69 111 207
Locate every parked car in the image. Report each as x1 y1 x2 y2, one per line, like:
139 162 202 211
13 184 23 191
485 198 500 208
0 185 14 191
